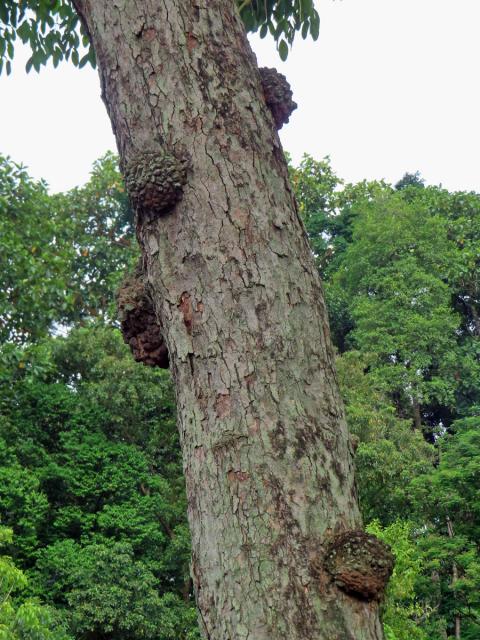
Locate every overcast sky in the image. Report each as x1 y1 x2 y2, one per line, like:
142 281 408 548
1 0 479 193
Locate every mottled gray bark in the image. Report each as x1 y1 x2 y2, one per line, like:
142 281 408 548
72 1 388 637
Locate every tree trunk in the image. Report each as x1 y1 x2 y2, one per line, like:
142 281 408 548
470 304 480 338
72 1 389 637
446 517 461 640
412 398 422 431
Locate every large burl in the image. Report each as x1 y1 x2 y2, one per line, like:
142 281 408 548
324 531 394 601
117 263 169 368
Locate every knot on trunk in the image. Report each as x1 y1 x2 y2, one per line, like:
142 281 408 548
324 531 394 601
349 434 360 454
117 264 169 368
124 150 188 218
259 67 297 129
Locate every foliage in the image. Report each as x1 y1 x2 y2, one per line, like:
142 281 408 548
0 0 320 74
333 191 461 432
0 0 92 75
288 154 341 273
366 520 428 640
336 351 432 524
0 326 199 639
0 153 135 344
409 417 480 640
0 525 72 640
293 154 480 638
239 0 320 60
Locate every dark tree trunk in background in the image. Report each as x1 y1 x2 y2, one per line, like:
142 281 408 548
72 1 391 637
446 517 461 640
412 398 422 431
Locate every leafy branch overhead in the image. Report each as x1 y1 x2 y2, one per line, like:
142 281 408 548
0 0 93 74
0 0 320 74
238 0 320 60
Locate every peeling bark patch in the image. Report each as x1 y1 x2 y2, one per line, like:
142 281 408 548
187 32 198 52
117 266 169 368
124 150 188 218
178 292 193 334
259 67 297 129
142 27 157 41
231 207 249 230
324 531 394 601
215 393 231 418
227 470 249 483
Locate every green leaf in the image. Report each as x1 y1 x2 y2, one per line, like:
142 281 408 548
278 39 288 61
310 10 320 41
301 19 310 40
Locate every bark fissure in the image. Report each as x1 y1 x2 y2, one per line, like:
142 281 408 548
73 1 387 637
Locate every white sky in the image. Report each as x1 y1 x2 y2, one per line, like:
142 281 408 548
1 0 479 193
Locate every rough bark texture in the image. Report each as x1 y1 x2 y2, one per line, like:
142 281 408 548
72 1 387 638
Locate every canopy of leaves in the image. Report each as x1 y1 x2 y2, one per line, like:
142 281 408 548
293 155 480 435
0 326 199 639
0 525 72 640
292 155 480 638
366 520 428 640
0 0 320 74
0 152 135 344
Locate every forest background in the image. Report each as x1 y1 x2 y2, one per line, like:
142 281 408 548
0 149 479 640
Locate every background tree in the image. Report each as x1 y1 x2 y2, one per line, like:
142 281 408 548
295 155 480 638
0 153 135 343
0 525 72 640
0 325 199 640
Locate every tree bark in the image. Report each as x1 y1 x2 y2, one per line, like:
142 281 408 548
446 517 461 640
72 1 388 638
412 398 422 431
470 304 480 338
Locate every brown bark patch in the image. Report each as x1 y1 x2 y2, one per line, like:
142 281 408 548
143 28 157 42
215 393 231 418
244 373 255 389
231 207 249 230
324 531 394 601
187 33 198 52
117 266 169 368
178 292 193 334
227 470 250 483
248 418 260 436
259 67 298 130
